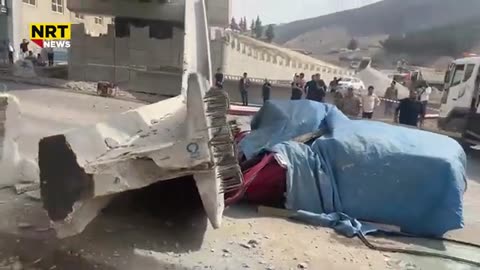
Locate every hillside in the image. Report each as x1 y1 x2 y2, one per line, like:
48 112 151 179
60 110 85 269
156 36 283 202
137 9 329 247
381 17 480 56
274 0 480 45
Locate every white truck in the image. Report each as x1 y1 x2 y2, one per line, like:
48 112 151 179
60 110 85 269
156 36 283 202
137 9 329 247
439 56 480 144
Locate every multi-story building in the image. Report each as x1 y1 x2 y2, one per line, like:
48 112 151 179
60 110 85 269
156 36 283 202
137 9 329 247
0 0 112 63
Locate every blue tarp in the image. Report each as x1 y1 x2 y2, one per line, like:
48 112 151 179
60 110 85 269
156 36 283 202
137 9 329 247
240 100 467 236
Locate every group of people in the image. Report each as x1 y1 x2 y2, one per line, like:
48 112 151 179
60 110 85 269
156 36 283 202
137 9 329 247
7 39 55 66
334 80 432 127
290 73 328 102
214 68 431 128
334 85 380 119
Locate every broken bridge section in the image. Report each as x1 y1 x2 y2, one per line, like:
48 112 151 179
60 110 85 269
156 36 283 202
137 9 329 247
38 74 243 238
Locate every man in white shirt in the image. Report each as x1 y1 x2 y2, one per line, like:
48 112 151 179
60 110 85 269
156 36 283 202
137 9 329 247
418 83 432 126
361 86 381 119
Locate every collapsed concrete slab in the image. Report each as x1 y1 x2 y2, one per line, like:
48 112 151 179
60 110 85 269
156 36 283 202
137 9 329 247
356 58 410 98
0 93 39 187
38 74 243 238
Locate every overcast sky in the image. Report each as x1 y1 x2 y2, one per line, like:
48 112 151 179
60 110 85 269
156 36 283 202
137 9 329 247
232 0 382 25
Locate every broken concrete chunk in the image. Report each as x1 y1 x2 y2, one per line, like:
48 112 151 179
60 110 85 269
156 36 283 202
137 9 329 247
38 74 243 238
25 190 42 201
14 183 40 195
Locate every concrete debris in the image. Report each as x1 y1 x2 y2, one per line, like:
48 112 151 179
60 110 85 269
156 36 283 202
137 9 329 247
239 243 251 249
297 262 308 269
34 227 52 232
25 190 42 201
38 74 243 238
248 239 260 247
17 222 33 229
11 261 23 270
104 138 120 149
14 183 40 195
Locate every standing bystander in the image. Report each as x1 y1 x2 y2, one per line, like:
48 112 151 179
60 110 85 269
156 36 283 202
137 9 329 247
329 77 338 92
47 48 54 66
8 42 14 64
214 68 224 89
291 75 303 100
306 74 326 102
341 87 362 118
262 79 272 104
395 90 423 127
361 86 381 119
20 39 29 59
418 82 432 127
304 75 316 97
384 81 398 116
239 72 250 106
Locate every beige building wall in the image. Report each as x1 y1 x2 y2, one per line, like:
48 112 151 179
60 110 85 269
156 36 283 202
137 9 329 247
18 0 111 53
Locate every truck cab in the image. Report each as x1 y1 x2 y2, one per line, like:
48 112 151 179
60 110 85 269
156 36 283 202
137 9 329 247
439 57 480 143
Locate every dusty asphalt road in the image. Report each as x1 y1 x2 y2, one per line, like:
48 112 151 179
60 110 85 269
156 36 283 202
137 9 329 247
0 81 479 270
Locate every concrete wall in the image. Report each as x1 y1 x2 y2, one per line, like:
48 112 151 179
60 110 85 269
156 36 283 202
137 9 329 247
69 23 185 96
68 0 184 23
217 31 355 83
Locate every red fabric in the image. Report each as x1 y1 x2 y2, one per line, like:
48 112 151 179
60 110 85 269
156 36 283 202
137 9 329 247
226 154 286 206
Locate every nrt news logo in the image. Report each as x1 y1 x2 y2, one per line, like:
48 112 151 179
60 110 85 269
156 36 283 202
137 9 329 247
29 23 71 48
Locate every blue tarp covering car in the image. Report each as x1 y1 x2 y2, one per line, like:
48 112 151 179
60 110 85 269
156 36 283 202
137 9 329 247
239 100 467 236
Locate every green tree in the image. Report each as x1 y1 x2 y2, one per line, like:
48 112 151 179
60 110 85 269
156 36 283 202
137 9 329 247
230 17 239 31
347 38 359 50
250 19 256 36
265 24 275 43
254 16 263 39
239 17 247 32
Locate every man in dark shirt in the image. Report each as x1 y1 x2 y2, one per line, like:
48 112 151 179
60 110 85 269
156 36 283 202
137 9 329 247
20 39 29 58
395 90 423 127
306 73 326 102
239 72 250 106
262 79 272 103
305 75 316 96
291 75 303 100
214 68 224 89
329 77 338 93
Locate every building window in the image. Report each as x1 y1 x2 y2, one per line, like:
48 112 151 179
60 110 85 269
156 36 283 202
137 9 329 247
22 0 36 6
95 16 104 25
75 13 84 20
51 0 64 13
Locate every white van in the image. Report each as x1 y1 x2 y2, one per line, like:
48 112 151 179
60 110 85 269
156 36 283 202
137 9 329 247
439 57 480 144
